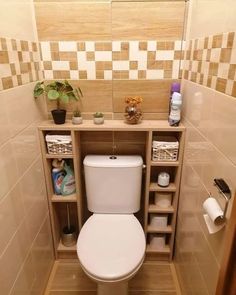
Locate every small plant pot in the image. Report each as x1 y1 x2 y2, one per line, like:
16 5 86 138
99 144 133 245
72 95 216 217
72 116 83 125
93 117 104 125
61 225 77 247
51 109 66 124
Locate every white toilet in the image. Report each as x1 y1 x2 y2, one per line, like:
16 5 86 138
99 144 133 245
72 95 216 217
77 155 146 295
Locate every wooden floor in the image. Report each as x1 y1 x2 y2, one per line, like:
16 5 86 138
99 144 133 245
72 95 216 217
44 260 181 295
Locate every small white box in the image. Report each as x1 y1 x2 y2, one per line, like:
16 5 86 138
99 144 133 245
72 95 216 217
154 193 172 208
149 234 165 249
150 214 168 228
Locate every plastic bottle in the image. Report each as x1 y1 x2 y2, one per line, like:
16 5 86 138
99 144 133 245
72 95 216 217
169 82 180 114
169 92 182 126
52 168 66 195
61 163 76 196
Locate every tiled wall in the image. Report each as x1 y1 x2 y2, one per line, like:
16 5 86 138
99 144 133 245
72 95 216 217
0 37 42 91
0 1 54 294
175 0 236 294
34 0 186 119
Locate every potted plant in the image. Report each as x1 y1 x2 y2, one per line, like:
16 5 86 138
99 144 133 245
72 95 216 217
93 112 104 125
72 108 83 125
34 80 83 124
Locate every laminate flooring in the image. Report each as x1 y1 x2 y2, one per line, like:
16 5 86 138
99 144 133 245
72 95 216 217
44 260 181 295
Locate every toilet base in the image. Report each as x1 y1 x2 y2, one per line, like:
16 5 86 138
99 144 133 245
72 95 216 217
98 282 128 295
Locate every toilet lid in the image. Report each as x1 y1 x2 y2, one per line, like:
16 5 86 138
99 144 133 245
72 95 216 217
77 214 146 281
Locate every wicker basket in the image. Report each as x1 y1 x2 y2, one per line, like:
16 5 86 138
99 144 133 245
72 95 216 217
152 136 179 161
45 135 72 154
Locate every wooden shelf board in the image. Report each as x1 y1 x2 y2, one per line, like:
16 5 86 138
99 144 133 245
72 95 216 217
147 225 172 233
46 153 74 159
57 240 77 252
51 194 78 203
148 204 174 213
146 244 171 254
149 182 176 192
151 161 179 167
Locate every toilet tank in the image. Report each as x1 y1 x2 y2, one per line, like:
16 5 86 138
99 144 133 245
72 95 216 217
83 155 143 213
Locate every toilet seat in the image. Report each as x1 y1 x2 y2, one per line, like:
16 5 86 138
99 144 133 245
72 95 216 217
77 214 146 282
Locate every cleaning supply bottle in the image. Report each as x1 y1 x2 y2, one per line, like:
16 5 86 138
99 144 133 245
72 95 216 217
52 167 66 195
169 82 180 114
169 92 182 126
61 163 76 196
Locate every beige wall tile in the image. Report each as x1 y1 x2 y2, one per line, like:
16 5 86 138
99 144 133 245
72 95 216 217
0 1 38 41
35 2 111 41
112 2 185 40
113 80 179 113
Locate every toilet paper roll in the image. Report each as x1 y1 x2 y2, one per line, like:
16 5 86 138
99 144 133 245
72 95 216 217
154 193 172 208
203 197 225 234
150 214 168 228
150 234 165 249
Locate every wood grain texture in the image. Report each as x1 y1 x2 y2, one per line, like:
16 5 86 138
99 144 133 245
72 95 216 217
46 80 113 112
35 2 111 41
112 1 185 40
113 80 180 113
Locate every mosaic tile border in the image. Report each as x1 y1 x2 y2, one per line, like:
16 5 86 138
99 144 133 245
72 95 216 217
40 40 183 80
183 31 236 97
0 37 43 91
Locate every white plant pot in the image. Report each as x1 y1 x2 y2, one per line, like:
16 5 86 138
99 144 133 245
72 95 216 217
93 117 104 125
72 116 83 125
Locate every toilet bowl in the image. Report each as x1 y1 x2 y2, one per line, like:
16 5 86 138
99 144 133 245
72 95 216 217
77 214 146 295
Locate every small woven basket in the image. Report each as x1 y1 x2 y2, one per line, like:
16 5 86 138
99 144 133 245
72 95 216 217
46 135 72 154
152 136 179 162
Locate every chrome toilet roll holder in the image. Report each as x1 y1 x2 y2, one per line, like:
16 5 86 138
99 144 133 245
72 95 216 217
210 178 232 220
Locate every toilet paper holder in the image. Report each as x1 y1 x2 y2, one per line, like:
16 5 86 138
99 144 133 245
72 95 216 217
211 178 231 220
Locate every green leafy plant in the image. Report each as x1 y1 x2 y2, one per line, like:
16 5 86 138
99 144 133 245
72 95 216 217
73 109 81 117
93 112 104 118
34 80 83 109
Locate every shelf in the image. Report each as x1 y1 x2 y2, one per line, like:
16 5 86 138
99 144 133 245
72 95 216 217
146 244 171 254
57 240 77 252
46 153 74 159
51 193 77 203
147 225 172 233
148 204 174 213
149 182 176 192
151 161 179 167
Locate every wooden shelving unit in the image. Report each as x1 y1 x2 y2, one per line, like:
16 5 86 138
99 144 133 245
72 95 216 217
38 120 185 261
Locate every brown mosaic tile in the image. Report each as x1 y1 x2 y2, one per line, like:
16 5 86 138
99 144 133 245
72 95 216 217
212 34 222 48
232 81 236 97
51 51 60 61
138 70 146 79
0 51 9 63
10 64 16 75
228 64 236 80
96 71 104 79
0 38 7 50
43 61 52 70
20 62 29 74
95 42 112 51
96 61 112 70
21 40 29 51
164 61 173 70
174 50 182 59
164 70 172 79
11 39 17 50
147 51 156 60
18 51 23 62
32 42 38 52
227 32 235 48
129 61 138 70
86 52 95 61
53 70 70 79
216 78 227 93
112 52 121 60
77 42 85 51
17 75 22 85
220 48 232 63
79 71 87 79
209 62 219 76
50 42 59 52
121 42 129 51
70 62 78 70
2 77 13 89
139 42 147 51
207 76 212 87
